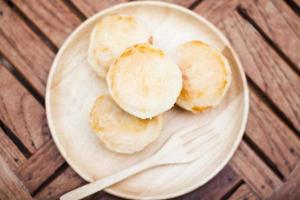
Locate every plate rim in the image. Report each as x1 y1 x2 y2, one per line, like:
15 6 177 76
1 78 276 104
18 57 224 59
45 1 250 199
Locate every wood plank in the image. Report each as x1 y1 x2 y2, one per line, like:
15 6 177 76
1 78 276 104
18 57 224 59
34 164 242 200
272 0 300 39
246 89 300 177
228 183 258 200
0 1 54 95
70 0 128 17
0 155 33 200
294 0 300 7
0 64 50 153
9 0 173 59
0 127 26 171
195 0 300 132
34 167 85 200
89 192 120 200
267 161 300 200
219 13 300 130
230 141 282 199
202 6 300 178
161 0 199 8
12 0 81 47
36 141 294 200
240 0 300 71
218 11 300 132
16 140 65 193
71 0 200 19
194 0 239 23
173 165 242 200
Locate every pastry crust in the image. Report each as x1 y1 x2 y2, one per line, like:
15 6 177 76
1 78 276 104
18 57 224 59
90 95 162 154
107 44 182 119
175 41 232 112
87 14 151 78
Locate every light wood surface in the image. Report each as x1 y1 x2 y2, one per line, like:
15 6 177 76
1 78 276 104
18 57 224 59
46 2 249 199
60 123 220 200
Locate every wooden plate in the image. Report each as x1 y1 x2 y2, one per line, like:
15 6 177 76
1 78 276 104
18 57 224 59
46 1 249 199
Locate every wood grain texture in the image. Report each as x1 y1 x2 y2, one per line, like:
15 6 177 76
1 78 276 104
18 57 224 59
195 0 300 178
219 11 300 132
34 167 85 200
16 140 65 193
0 64 50 153
230 141 282 199
272 0 300 39
0 1 54 95
46 2 248 199
228 183 258 200
195 0 300 133
0 155 33 200
0 1 298 200
34 162 242 200
173 165 242 200
71 0 128 17
0 127 26 171
240 0 300 71
267 161 300 200
12 0 81 47
194 0 239 23
294 0 300 7
159 0 199 8
247 89 300 177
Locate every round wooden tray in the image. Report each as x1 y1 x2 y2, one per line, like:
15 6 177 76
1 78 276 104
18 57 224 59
46 1 249 199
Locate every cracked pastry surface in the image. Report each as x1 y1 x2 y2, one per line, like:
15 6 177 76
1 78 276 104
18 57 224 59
88 14 151 78
90 95 162 154
107 43 182 119
175 41 232 113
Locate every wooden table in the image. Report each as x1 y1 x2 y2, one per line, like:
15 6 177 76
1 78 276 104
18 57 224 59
0 0 299 199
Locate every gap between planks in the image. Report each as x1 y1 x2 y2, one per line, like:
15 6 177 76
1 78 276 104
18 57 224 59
0 0 298 198
245 74 300 139
8 0 299 137
243 133 285 180
6 0 299 138
32 162 69 196
236 5 300 76
220 180 245 200
0 119 32 158
285 0 300 16
4 0 58 53
0 54 44 106
62 0 87 21
233 4 300 137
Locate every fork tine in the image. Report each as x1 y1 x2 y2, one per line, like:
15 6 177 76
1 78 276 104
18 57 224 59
186 130 220 155
177 122 211 139
181 123 214 144
187 136 223 162
168 123 207 139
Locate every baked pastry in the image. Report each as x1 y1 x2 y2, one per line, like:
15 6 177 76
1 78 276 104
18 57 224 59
175 41 231 112
88 14 151 78
107 43 182 119
90 95 162 154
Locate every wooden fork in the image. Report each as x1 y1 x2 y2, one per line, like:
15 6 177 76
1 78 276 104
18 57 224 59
60 123 220 200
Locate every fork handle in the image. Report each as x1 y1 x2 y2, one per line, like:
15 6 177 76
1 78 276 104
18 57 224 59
60 156 159 200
